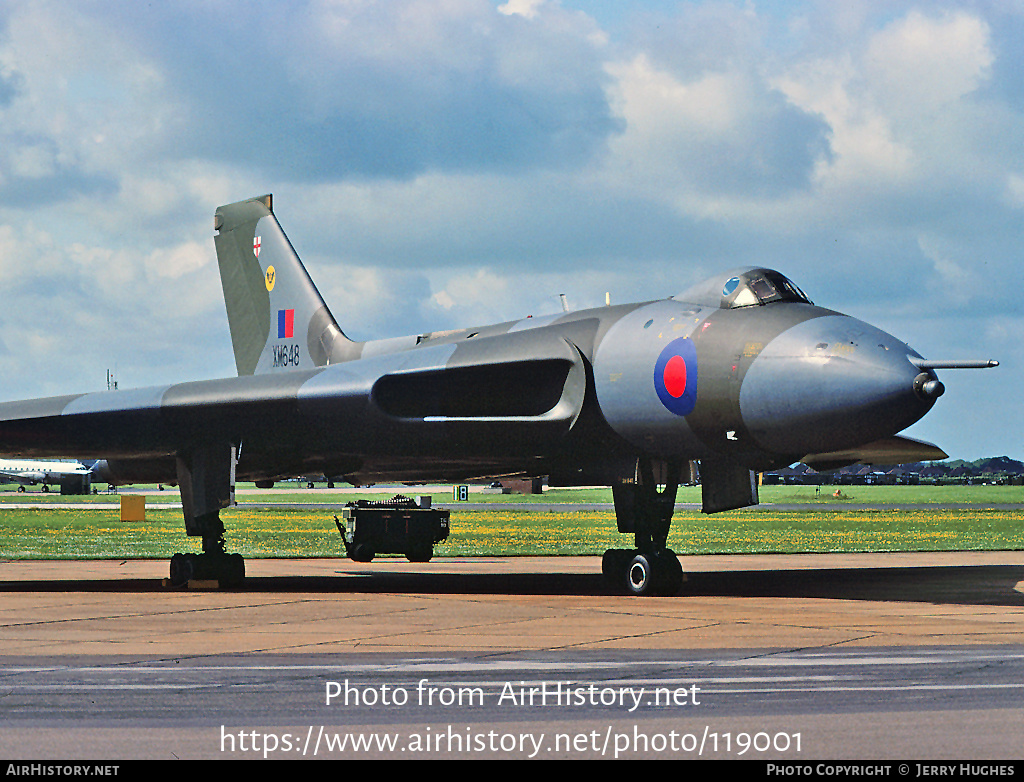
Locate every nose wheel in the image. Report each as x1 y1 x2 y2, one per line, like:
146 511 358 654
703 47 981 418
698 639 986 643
604 548 684 596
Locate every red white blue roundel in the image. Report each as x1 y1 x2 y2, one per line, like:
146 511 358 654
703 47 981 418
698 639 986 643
654 337 698 416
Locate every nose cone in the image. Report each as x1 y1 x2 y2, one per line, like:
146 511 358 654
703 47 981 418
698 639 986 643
739 315 937 456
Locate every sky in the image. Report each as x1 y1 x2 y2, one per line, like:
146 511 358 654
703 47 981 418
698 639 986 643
0 0 1020 462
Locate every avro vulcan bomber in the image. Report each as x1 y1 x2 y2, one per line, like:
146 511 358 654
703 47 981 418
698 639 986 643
0 196 997 594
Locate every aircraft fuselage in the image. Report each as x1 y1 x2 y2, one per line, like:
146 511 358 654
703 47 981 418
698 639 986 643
0 292 936 486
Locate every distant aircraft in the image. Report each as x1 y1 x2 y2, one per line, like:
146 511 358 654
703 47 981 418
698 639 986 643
0 458 93 492
0 195 997 593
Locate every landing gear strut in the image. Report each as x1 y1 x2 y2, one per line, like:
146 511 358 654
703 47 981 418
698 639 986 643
168 444 245 587
604 459 685 596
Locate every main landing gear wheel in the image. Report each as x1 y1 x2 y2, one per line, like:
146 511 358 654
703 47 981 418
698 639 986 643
169 552 245 587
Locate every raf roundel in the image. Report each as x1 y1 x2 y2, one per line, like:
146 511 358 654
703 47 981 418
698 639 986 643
653 337 698 416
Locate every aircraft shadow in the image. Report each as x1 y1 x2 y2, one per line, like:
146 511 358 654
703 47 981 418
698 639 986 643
0 564 1021 606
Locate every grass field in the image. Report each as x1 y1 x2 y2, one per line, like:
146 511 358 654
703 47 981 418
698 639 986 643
2 483 1020 506
0 490 1020 559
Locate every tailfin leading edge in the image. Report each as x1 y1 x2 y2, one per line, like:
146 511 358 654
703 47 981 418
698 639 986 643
214 194 359 375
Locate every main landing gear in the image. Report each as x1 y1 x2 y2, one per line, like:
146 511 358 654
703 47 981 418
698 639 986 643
168 510 245 587
167 444 245 588
604 459 685 596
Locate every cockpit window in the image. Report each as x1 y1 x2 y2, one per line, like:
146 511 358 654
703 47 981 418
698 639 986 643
724 270 812 308
674 267 813 309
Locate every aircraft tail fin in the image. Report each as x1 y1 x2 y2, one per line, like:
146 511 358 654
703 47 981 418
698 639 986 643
213 195 359 375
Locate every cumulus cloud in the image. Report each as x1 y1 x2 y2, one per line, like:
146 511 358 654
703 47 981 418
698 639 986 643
309 260 438 340
498 0 544 19
862 10 993 120
604 55 831 206
432 267 509 316
775 9 997 195
74 0 623 182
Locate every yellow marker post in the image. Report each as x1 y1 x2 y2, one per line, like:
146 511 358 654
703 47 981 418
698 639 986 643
120 494 145 522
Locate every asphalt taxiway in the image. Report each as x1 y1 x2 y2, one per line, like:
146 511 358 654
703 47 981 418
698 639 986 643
1 552 1023 759
2 553 1024 654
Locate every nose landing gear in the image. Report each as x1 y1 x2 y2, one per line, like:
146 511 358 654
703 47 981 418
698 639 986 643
604 459 685 596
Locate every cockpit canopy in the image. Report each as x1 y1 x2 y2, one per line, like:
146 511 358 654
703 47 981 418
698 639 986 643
674 267 812 309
